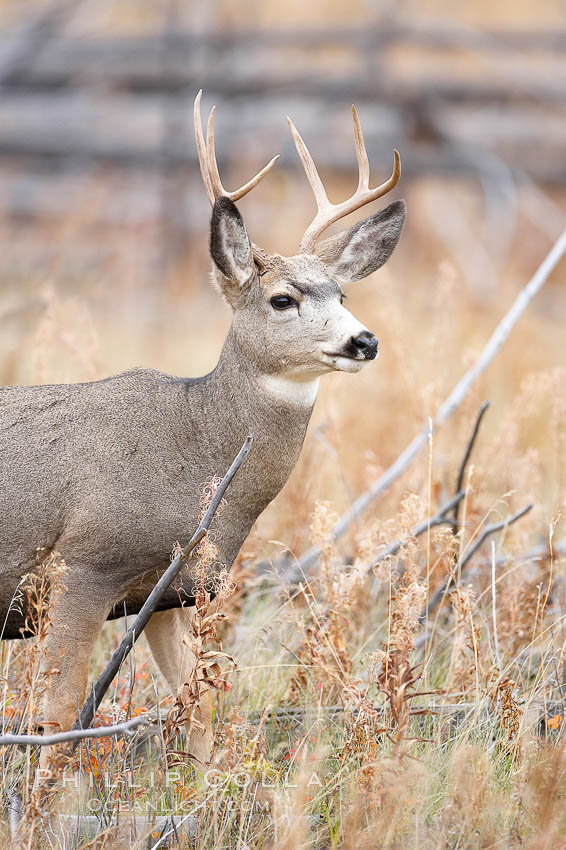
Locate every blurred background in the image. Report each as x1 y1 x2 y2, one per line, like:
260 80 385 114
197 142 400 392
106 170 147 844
2 6 566 840
0 0 564 552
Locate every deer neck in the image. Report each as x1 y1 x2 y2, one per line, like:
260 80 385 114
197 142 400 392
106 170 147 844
184 326 318 506
210 325 319 432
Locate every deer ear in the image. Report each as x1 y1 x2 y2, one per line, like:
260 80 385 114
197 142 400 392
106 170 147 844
210 197 255 299
314 200 406 284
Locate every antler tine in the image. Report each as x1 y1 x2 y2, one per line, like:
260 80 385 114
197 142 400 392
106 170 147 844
289 105 402 253
193 90 215 205
205 105 223 198
194 91 281 270
228 154 281 203
194 90 280 207
352 105 370 191
286 116 329 209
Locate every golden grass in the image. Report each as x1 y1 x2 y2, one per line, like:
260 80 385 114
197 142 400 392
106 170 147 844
0 159 565 849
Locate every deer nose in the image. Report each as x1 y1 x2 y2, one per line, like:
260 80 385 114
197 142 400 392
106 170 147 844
351 330 378 360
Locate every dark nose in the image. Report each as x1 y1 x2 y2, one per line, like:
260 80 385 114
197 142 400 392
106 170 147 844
351 330 378 360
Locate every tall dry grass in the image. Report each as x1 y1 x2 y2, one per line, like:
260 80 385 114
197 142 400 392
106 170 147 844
0 133 565 847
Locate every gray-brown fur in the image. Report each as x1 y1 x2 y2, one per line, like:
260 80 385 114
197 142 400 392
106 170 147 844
0 355 310 638
0 195 404 758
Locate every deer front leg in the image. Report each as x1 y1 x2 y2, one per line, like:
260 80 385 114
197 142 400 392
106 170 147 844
145 608 213 765
37 580 111 776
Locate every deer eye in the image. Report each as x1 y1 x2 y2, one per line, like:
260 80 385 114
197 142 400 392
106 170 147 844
270 295 297 311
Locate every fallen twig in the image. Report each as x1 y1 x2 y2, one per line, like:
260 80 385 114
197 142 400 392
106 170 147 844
248 702 479 722
290 229 566 576
0 716 147 748
452 401 490 528
74 436 253 733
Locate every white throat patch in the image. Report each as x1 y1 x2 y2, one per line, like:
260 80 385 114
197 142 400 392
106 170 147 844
259 374 320 407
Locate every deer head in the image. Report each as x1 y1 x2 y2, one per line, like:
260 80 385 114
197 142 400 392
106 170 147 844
194 92 405 393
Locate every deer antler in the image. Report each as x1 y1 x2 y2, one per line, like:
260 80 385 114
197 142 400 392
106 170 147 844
287 106 401 253
194 91 279 205
194 91 279 268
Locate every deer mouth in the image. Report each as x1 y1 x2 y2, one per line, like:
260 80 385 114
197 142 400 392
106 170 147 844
323 350 378 362
321 351 372 373
324 352 359 361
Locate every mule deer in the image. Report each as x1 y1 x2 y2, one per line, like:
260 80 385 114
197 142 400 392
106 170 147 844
0 92 405 764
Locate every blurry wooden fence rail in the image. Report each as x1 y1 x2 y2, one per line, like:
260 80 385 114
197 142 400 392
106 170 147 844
0 22 565 227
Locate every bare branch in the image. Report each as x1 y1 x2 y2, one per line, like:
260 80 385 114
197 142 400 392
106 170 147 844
452 401 490 527
419 502 533 630
74 436 253 734
370 490 464 572
248 702 480 721
0 716 147 748
292 229 566 576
